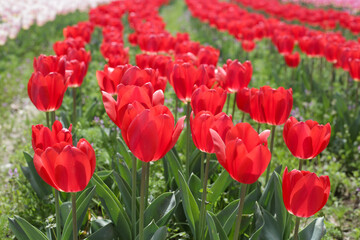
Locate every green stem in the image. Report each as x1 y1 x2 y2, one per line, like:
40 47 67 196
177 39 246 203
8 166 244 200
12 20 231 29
299 159 303 171
55 190 61 240
139 161 148 240
226 93 230 114
257 123 261 133
175 97 179 122
293 217 301 240
46 112 50 128
233 184 247 240
145 163 150 208
73 88 77 126
71 192 77 240
51 111 56 125
185 102 191 180
199 153 211 238
265 125 276 183
131 156 137 238
231 93 237 121
200 152 204 184
241 112 245 123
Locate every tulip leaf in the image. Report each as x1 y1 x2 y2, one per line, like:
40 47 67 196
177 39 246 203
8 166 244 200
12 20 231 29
206 212 228 240
62 186 96 240
207 170 232 204
86 221 116 240
189 148 201 175
137 220 159 240
144 192 176 227
259 171 290 239
97 170 113 181
188 173 202 207
165 149 183 187
113 171 136 219
290 217 326 240
150 226 168 240
249 202 265 240
60 202 71 227
91 173 132 240
21 152 52 199
112 153 132 186
8 215 48 240
178 170 200 238
217 185 261 235
117 137 133 167
85 100 99 121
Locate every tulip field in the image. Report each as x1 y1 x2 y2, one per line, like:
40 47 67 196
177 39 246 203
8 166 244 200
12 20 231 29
1 0 360 239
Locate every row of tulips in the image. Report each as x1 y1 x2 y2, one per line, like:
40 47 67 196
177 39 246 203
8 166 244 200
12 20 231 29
281 0 360 13
11 0 333 240
235 0 360 33
187 0 360 84
0 0 110 46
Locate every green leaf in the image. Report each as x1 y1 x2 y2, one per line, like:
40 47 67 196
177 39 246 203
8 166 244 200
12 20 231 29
188 173 202 207
8 215 48 240
60 202 71 227
166 149 183 187
189 148 201 174
178 170 200 238
150 226 167 240
97 170 113 181
250 202 265 240
86 221 116 240
144 192 176 227
206 211 220 240
207 212 228 240
62 186 96 240
113 171 135 219
91 173 132 240
21 152 52 199
136 220 159 240
85 100 99 121
207 170 232 204
290 217 326 240
117 137 132 167
112 153 132 186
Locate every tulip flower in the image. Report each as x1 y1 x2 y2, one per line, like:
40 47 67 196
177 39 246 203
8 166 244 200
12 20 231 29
28 71 69 112
349 58 360 81
275 35 295 55
283 117 331 159
190 111 233 153
32 120 72 151
124 105 185 162
284 52 301 68
96 64 132 95
33 138 96 192
53 37 86 56
250 86 293 125
170 62 198 103
236 87 257 114
33 54 66 77
197 46 220 66
282 167 330 218
241 41 256 52
102 83 163 131
191 85 227 115
210 122 271 184
223 59 252 93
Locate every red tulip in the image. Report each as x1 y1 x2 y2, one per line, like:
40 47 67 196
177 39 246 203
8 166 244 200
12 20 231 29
170 62 198 103
250 86 293 125
223 60 252 93
102 83 163 130
124 105 185 162
32 120 72 151
197 46 220 66
275 35 295 55
190 111 233 153
210 123 271 184
282 167 330 218
34 139 96 192
28 71 69 112
283 117 331 159
96 64 132 95
53 38 85 56
63 22 93 43
349 58 360 81
241 41 256 52
121 66 166 92
33 55 66 77
284 52 301 68
236 88 258 114
191 85 227 115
